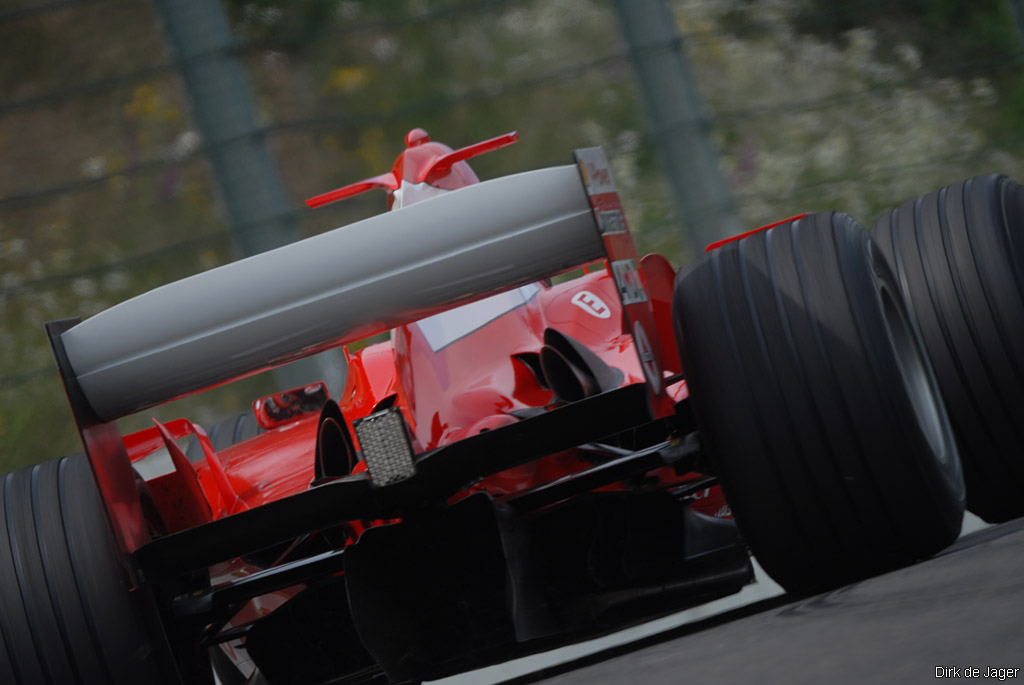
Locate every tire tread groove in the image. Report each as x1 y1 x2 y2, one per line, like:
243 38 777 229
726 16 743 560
58 457 116 685
5 471 54 684
31 462 84 684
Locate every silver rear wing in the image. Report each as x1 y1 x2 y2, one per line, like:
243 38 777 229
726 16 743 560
59 165 603 421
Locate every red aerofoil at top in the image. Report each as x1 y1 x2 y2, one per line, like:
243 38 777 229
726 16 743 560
306 128 519 209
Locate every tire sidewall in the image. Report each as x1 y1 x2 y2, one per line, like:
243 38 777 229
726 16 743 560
841 227 965 526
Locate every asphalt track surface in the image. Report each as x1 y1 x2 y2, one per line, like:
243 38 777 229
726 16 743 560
213 516 1020 684
483 517 1024 685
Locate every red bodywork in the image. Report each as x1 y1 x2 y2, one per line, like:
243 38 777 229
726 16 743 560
120 131 730 676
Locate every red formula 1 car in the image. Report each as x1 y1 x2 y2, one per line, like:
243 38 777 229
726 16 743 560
2 128 1022 684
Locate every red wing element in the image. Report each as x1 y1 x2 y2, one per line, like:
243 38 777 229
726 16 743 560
305 172 399 209
704 214 807 252
419 131 520 185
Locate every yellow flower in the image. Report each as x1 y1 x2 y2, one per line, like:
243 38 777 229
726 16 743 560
124 85 180 126
124 85 160 120
321 66 369 95
199 249 221 270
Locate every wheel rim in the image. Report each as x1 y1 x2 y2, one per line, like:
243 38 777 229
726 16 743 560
877 280 948 464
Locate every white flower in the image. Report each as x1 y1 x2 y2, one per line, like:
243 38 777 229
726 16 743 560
971 78 996 103
894 44 922 71
102 270 130 293
169 131 201 162
370 37 398 63
334 2 360 21
80 156 107 179
72 278 97 298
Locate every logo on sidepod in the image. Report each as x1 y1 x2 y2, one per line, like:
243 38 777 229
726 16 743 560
570 291 611 319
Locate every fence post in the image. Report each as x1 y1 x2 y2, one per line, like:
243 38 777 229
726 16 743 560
152 0 344 393
611 0 741 256
151 0 298 256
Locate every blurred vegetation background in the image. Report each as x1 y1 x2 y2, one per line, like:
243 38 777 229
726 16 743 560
2 0 1024 470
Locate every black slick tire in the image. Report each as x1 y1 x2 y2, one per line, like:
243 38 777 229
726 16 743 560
873 175 1024 523
0 454 172 684
672 212 964 595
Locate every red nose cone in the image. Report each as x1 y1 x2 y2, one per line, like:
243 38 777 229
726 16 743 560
405 128 430 147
